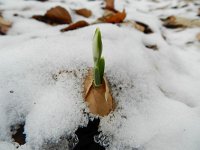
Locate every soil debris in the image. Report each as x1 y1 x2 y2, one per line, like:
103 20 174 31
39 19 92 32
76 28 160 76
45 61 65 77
0 15 12 35
162 16 200 28
11 124 26 145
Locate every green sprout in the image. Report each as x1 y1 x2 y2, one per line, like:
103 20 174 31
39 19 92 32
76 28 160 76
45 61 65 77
93 28 105 87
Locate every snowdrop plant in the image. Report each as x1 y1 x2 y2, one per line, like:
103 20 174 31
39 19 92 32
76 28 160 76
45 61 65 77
93 28 105 87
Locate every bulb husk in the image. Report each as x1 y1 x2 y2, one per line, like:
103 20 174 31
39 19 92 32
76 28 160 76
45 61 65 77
84 70 115 116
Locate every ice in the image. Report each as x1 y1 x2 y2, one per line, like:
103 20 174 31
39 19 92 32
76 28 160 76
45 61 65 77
0 0 200 150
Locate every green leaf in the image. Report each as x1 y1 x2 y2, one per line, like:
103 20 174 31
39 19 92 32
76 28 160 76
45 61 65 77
98 57 105 83
93 67 101 87
93 28 102 65
92 28 105 86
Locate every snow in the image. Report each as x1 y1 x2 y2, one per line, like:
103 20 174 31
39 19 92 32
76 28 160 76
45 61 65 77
0 0 200 150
